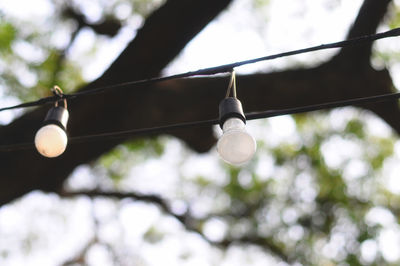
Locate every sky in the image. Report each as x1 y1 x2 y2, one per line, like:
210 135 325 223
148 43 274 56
1 0 400 265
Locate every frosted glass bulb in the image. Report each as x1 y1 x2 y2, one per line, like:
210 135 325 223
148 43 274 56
217 118 256 166
35 124 68 158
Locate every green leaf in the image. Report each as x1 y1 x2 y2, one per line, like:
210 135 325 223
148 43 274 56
0 22 16 52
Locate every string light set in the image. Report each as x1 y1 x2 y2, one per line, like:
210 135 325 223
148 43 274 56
2 28 400 165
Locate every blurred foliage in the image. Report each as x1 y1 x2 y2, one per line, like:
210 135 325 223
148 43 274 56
147 109 396 265
196 110 398 265
96 137 166 182
0 21 16 52
253 0 270 9
373 3 400 66
0 0 165 101
388 3 400 30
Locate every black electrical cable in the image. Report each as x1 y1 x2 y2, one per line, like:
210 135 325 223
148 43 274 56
2 91 400 152
1 27 400 112
0 96 59 112
245 91 400 119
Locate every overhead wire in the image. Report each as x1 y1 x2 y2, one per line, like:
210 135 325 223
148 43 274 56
1 27 400 112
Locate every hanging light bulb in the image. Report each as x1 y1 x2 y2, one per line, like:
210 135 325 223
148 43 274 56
34 87 69 158
217 70 256 166
217 97 256 165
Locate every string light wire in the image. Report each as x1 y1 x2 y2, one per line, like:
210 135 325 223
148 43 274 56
1 27 400 112
2 91 400 152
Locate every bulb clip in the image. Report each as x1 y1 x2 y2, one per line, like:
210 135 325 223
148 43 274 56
43 106 69 131
219 97 246 128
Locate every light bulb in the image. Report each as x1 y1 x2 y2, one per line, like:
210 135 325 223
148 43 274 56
34 106 69 158
217 97 256 166
217 117 256 165
35 124 67 157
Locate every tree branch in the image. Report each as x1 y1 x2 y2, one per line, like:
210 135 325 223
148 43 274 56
335 0 393 64
62 237 96 266
62 6 122 37
60 189 176 220
59 189 292 263
0 62 398 206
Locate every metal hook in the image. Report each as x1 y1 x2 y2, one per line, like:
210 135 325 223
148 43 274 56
225 69 237 98
51 85 67 109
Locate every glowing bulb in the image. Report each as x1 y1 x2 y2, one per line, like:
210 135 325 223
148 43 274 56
217 97 256 166
35 124 67 157
34 106 69 158
217 118 256 165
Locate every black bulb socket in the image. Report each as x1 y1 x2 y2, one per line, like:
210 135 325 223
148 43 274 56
219 97 246 129
43 106 69 131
